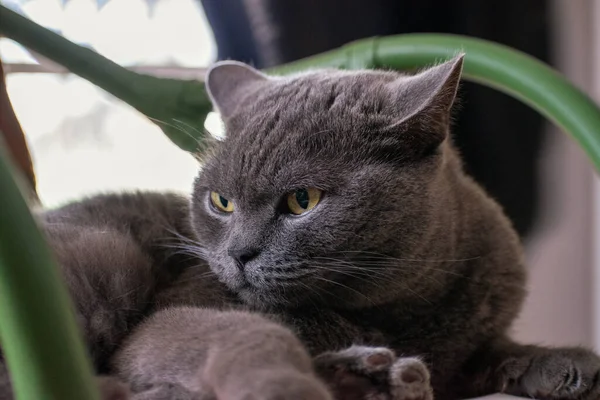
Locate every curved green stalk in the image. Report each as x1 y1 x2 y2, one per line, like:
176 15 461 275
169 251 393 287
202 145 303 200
3 5 600 170
1 6 600 399
0 5 211 152
0 141 99 400
270 34 600 172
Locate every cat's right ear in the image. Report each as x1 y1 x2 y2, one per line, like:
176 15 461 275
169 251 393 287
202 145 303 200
205 61 269 118
383 54 464 150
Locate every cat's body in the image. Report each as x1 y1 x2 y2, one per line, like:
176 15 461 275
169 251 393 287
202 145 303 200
1 56 599 400
159 143 525 398
38 192 433 400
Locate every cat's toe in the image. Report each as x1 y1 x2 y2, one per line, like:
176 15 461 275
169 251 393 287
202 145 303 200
314 347 432 400
518 348 600 399
389 358 433 400
315 345 395 374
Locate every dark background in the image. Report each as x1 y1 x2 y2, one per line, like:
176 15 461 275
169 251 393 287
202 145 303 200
199 0 550 238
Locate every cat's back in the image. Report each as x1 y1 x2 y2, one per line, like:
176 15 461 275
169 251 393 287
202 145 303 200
41 191 194 259
42 191 190 232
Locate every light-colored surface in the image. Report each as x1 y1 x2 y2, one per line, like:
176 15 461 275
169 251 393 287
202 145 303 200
468 396 526 400
591 0 600 350
0 0 214 207
511 0 597 349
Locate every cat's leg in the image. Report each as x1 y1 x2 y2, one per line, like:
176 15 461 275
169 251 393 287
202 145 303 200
461 337 600 399
113 306 332 400
314 346 433 400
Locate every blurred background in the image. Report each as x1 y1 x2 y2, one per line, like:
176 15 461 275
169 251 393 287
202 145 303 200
0 0 599 349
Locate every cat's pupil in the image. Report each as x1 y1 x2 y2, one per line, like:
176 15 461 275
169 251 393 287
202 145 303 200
295 189 309 209
219 196 229 208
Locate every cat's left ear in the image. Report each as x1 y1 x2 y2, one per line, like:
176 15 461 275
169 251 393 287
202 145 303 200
385 54 464 146
205 61 269 118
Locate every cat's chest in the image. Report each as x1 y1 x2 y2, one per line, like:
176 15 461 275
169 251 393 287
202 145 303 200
271 305 457 358
270 307 394 355
155 266 240 310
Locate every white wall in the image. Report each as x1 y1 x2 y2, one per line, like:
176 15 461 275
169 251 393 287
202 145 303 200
592 0 600 349
511 0 597 349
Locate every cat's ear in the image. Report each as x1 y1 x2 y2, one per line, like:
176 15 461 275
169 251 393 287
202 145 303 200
205 61 269 118
385 54 464 146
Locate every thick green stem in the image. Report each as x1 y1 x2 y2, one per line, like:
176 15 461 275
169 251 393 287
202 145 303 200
271 35 600 172
1 7 600 400
0 141 99 400
0 5 212 152
1 5 141 104
4 6 600 169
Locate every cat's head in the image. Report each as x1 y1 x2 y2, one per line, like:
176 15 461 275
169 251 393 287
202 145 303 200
191 56 464 309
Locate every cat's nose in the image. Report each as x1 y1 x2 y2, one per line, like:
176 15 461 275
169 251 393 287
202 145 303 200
228 248 259 271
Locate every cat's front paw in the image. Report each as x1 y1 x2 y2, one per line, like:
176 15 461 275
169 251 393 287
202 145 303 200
243 369 332 400
97 376 132 400
499 348 600 399
314 345 433 400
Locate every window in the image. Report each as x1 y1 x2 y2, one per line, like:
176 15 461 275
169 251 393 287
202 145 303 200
1 0 216 206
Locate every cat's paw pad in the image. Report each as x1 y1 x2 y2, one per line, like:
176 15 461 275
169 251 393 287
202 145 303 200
314 346 433 400
389 358 433 400
502 348 600 400
316 345 396 374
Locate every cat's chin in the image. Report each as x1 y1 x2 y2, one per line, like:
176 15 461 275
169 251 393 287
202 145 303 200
235 285 311 309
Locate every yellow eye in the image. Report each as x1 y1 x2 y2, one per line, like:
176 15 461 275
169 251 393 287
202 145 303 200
210 192 234 213
286 188 322 215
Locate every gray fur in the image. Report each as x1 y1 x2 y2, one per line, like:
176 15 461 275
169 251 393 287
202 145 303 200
191 56 600 399
0 56 598 400
114 307 331 400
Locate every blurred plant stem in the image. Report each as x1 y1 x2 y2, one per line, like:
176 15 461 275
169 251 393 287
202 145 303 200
0 5 211 153
0 132 100 400
3 5 600 171
0 56 37 200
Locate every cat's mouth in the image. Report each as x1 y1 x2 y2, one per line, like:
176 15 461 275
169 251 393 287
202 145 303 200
213 259 343 307
230 269 315 307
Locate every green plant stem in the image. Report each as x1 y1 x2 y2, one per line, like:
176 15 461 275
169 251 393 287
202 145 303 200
0 5 211 152
4 6 600 170
270 34 600 171
0 141 99 400
1 10 600 398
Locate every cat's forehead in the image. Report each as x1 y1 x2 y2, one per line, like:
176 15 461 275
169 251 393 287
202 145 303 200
203 125 354 202
199 68 439 198
216 73 394 168
223 70 402 144
258 69 400 109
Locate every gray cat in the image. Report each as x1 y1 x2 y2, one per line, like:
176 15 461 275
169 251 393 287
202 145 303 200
1 55 599 400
